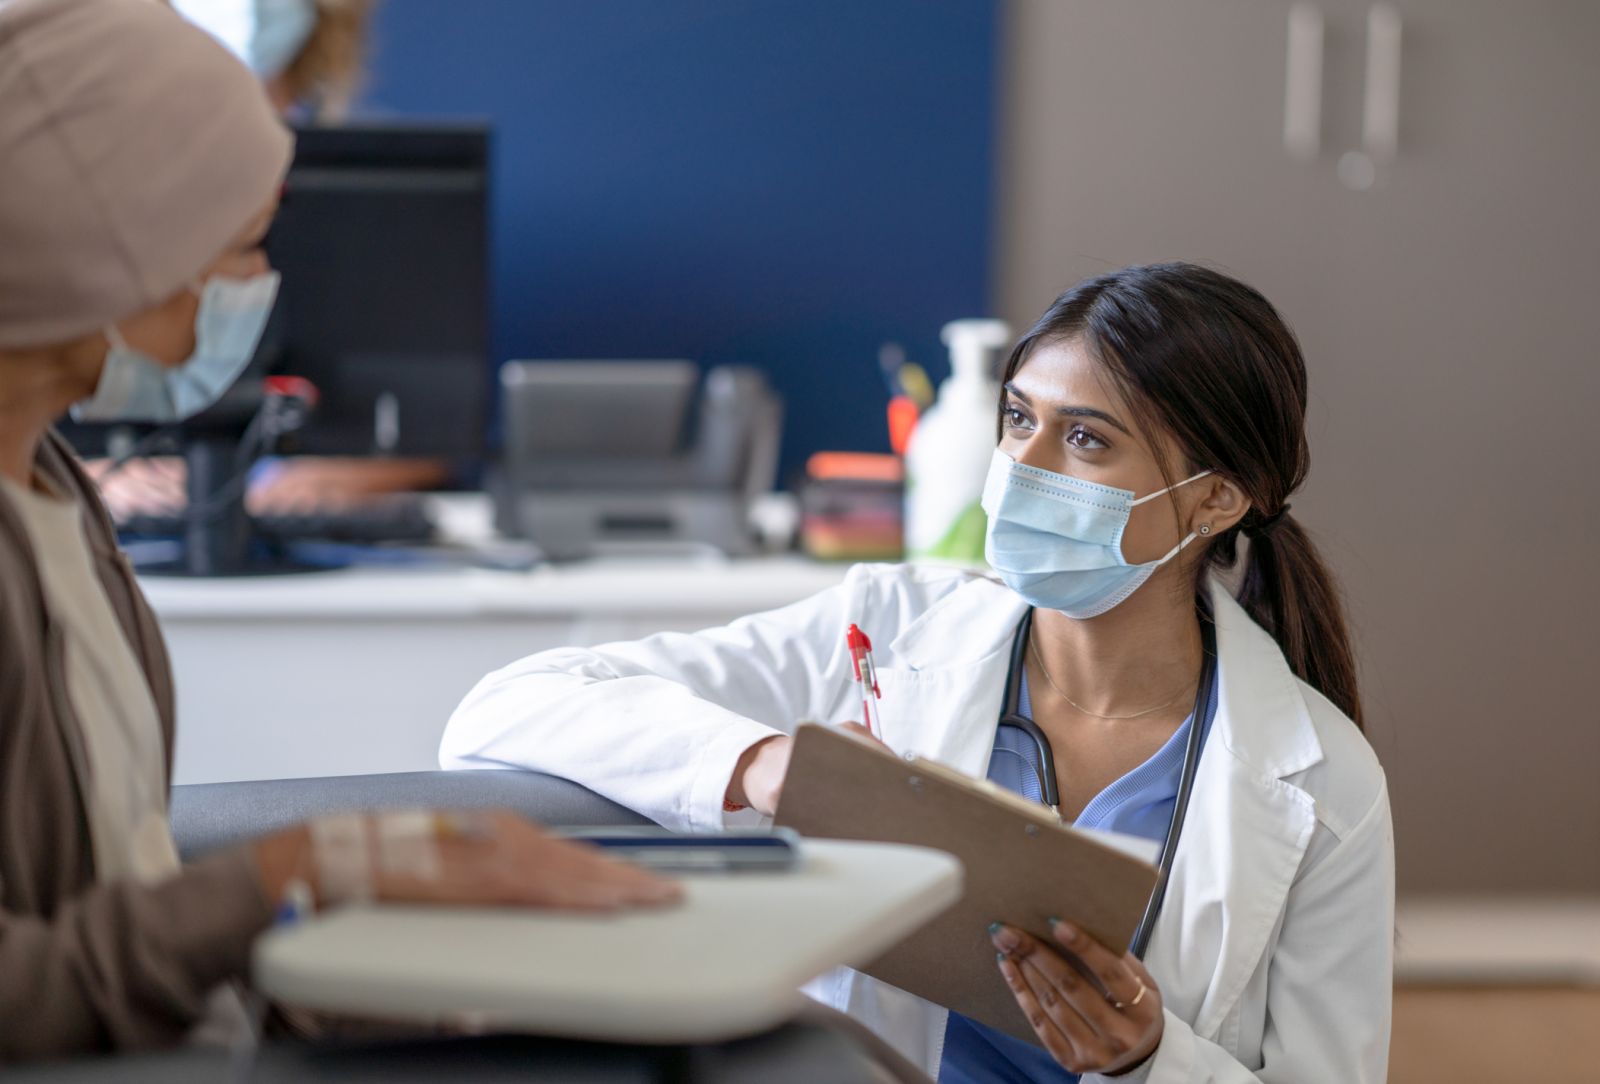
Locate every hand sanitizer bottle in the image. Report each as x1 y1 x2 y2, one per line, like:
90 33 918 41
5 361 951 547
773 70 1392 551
904 318 1011 564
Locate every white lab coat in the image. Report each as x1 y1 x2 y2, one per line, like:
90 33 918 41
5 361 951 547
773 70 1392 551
442 563 1394 1083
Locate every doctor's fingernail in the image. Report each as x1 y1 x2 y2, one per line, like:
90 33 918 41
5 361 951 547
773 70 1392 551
988 924 1019 950
1052 919 1078 944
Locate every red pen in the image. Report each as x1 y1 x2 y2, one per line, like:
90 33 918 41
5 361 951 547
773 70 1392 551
845 624 883 738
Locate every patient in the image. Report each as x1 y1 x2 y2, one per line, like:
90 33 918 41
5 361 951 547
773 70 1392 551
0 0 676 1061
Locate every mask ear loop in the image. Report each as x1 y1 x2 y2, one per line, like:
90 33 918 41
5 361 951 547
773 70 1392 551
1128 469 1212 507
1130 470 1213 567
103 324 132 353
1151 530 1199 568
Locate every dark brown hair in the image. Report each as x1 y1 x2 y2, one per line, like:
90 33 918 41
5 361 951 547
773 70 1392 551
1001 262 1363 729
279 0 377 120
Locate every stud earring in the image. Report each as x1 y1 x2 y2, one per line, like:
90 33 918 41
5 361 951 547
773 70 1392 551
1198 523 1212 536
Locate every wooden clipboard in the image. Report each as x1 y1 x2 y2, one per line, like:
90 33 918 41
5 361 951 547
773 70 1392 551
774 723 1160 1045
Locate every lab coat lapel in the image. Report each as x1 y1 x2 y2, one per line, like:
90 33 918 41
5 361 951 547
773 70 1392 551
880 573 1027 777
1143 581 1322 1037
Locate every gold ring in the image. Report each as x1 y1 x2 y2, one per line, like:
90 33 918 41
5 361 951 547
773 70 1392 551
1112 981 1147 1011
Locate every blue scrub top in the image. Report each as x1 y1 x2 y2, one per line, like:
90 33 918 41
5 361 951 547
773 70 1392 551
938 658 1218 1084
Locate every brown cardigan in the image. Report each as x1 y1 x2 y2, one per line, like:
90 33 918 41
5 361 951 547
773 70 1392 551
0 431 273 1060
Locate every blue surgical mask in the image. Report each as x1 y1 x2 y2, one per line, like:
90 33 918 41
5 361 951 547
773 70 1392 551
247 0 318 80
981 449 1212 619
171 0 317 80
73 271 280 424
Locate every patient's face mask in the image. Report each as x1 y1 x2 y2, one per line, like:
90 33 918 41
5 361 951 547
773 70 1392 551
73 271 280 424
981 449 1211 619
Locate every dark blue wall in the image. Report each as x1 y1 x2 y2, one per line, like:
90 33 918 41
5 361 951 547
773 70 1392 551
356 0 998 480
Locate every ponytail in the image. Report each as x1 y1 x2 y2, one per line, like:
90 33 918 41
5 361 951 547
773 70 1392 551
1233 513 1364 730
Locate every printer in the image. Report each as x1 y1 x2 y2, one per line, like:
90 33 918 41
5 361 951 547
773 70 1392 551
494 360 783 560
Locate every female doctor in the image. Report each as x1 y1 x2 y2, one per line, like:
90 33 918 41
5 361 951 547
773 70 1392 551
442 263 1395 1083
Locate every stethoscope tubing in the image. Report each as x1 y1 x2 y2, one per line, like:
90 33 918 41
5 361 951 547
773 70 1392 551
997 607 1217 960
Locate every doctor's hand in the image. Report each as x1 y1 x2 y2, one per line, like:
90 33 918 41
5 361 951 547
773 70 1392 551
990 920 1164 1076
727 722 885 817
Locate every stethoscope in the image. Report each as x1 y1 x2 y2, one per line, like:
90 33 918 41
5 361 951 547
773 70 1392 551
994 607 1217 959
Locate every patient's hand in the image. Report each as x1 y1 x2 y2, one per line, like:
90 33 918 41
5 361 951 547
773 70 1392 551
729 722 886 817
380 812 683 911
254 812 683 914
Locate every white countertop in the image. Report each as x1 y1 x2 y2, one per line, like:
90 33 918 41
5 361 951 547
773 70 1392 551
140 554 851 621
147 495 856 784
139 492 851 621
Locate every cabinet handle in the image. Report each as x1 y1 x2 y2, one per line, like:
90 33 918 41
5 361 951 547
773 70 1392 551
1363 3 1403 160
1284 2 1324 161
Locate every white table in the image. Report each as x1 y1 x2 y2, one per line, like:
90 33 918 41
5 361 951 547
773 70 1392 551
143 539 848 784
253 839 963 1043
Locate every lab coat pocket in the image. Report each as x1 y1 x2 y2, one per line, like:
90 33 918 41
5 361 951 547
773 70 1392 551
868 667 920 756
871 665 1002 780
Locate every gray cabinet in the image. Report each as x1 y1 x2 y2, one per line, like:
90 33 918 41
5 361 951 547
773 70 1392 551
999 0 1600 893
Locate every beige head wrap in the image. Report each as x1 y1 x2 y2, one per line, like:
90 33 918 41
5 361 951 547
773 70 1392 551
0 0 294 350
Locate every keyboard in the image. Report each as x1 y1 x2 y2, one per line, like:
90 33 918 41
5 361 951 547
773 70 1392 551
119 496 437 546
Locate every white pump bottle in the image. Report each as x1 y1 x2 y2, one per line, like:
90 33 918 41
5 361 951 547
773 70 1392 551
903 318 1012 563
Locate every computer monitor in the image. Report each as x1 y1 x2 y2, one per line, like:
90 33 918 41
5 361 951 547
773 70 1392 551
59 123 493 575
266 122 491 459
59 123 492 463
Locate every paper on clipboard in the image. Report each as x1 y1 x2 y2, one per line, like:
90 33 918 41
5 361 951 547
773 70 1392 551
774 723 1161 1045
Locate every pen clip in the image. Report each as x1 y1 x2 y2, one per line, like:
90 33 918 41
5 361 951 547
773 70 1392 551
861 651 880 699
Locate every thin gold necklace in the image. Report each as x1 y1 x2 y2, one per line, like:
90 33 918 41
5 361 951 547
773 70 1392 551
1027 634 1196 721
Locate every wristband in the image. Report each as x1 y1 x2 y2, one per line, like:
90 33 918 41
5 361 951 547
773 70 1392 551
309 813 373 904
375 810 443 882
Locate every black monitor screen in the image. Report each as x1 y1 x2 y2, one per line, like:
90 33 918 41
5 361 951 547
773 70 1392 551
265 123 491 460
